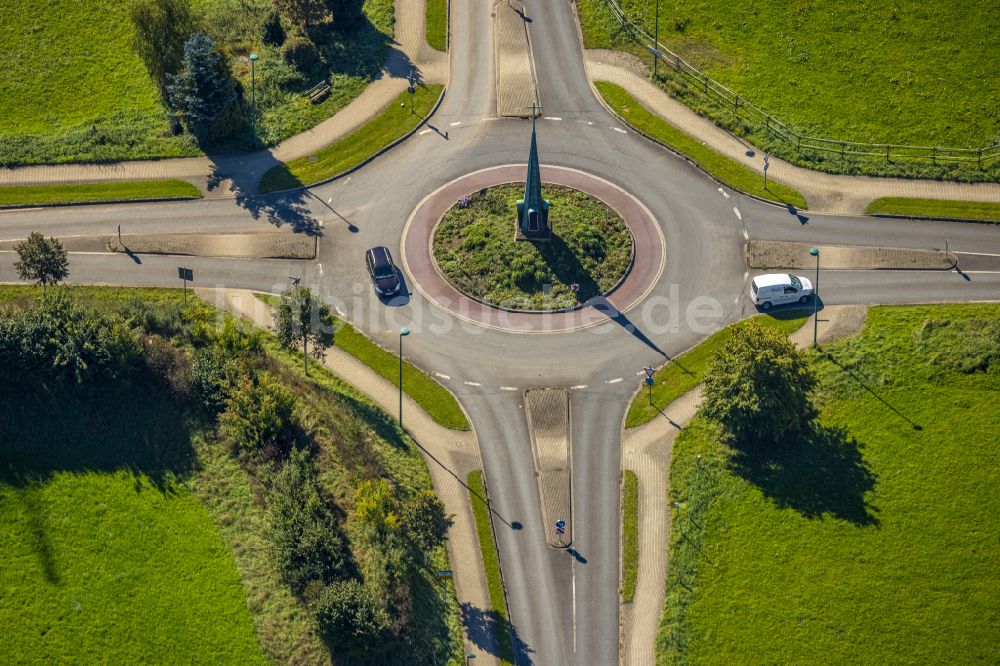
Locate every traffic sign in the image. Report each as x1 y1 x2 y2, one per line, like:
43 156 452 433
645 377 654 386
644 367 655 378
177 267 193 281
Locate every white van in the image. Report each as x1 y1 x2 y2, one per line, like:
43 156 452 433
749 273 814 310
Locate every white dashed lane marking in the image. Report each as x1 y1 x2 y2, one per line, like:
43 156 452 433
450 121 462 127
418 129 433 135
500 386 519 391
733 207 742 220
612 127 627 134
570 384 588 390
433 372 451 380
544 116 562 121
606 377 623 384
463 381 481 387
718 187 730 199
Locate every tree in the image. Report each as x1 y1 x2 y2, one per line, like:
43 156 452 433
129 0 196 90
701 321 817 444
14 232 68 290
274 0 329 28
261 10 287 46
402 491 453 553
166 32 240 138
273 286 335 375
267 449 352 594
219 372 297 459
311 579 391 657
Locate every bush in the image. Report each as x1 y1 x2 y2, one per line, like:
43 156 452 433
281 33 321 71
262 10 286 46
401 491 452 553
701 322 817 444
267 450 352 594
189 347 246 414
311 580 391 657
219 372 297 459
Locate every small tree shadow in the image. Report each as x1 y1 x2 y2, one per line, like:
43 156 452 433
460 602 535 665
728 423 879 526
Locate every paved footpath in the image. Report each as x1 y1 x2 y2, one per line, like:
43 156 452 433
620 305 867 665
0 0 447 197
584 49 1000 215
194 287 499 666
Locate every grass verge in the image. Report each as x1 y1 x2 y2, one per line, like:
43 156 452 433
594 81 808 209
866 197 1000 222
254 292 469 430
657 304 1000 663
426 0 448 51
468 470 515 666
621 469 639 604
259 84 442 193
625 311 810 428
0 180 201 207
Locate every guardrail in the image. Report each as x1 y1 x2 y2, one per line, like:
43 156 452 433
602 0 1000 169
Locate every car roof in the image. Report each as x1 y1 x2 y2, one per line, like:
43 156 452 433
752 273 793 288
368 246 392 268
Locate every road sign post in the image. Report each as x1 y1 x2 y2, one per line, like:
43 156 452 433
763 152 770 189
177 267 193 306
644 368 655 405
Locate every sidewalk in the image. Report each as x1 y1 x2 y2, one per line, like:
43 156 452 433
585 49 1000 215
194 287 498 666
0 0 447 197
619 305 867 665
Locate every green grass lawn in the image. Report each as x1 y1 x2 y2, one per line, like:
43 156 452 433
0 368 266 663
595 82 808 209
259 84 442 192
625 311 809 427
579 0 1000 149
253 292 468 430
657 304 1000 663
433 184 633 310
0 0 394 165
468 471 515 666
426 0 448 51
621 469 639 603
0 180 201 207
866 197 1000 221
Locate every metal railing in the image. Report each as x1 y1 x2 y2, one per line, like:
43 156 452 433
602 0 1000 169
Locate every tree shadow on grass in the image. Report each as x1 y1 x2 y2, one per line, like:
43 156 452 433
460 602 535 665
0 377 198 586
728 424 879 526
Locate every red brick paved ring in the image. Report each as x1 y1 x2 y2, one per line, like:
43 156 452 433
401 165 666 333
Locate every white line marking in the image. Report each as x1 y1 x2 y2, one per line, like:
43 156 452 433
955 251 1000 257
449 121 462 127
572 560 577 654
481 117 498 121
742 228 749 240
606 377 623 384
964 271 1000 274
317 263 323 275
463 381 481 387
500 386 519 391
418 128 433 135
612 127 627 134
734 295 740 303
543 116 562 121
718 187 730 199
733 207 742 220
636 370 646 376
433 372 451 380
744 271 749 281
334 306 346 316
570 384 587 390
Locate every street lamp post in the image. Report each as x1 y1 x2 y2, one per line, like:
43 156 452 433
249 53 259 136
652 0 660 80
399 327 410 427
809 247 820 348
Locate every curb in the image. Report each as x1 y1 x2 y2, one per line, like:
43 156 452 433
869 212 1000 225
0 194 201 211
477 466 518 662
261 85 447 196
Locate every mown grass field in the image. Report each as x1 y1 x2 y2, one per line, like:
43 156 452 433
595 82 808 209
0 0 393 165
625 310 809 427
578 0 1000 148
0 356 266 663
866 197 1000 221
658 304 1000 663
0 180 201 207
259 84 442 192
253 292 469 430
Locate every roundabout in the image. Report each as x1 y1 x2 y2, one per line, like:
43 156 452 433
401 164 666 333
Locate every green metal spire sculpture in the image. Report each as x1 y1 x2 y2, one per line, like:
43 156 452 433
517 104 551 241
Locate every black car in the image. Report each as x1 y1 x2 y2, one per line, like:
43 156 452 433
365 246 401 296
